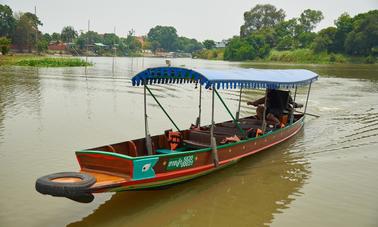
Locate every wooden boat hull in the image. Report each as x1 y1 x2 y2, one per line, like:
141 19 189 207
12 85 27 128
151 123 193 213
76 116 305 194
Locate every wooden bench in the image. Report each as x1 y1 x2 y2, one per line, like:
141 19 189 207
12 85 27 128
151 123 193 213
183 130 226 149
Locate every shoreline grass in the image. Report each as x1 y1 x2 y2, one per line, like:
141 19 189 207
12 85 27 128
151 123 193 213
0 55 92 67
193 48 376 64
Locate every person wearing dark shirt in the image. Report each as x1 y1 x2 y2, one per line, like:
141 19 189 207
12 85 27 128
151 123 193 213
247 89 303 127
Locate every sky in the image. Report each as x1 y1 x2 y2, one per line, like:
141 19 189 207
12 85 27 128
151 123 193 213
2 0 377 41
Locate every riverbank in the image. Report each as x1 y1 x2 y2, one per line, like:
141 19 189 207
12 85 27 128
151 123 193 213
0 55 92 67
193 48 376 64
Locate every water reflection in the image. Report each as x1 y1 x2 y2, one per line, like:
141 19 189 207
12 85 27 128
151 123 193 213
0 67 42 144
68 131 310 227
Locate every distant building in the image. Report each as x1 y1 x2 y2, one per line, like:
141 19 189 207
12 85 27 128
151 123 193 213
48 42 67 51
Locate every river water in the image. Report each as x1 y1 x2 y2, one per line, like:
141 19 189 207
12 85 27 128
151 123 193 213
0 57 377 227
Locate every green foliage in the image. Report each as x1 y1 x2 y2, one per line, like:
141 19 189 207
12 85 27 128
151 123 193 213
203 40 216 49
42 33 52 43
364 55 376 64
61 26 78 43
177 37 203 53
147 25 179 52
224 37 255 61
334 13 353 52
274 19 297 49
102 33 119 46
146 25 202 53
298 9 324 32
296 32 316 48
224 32 271 61
312 27 337 53
193 48 224 60
36 39 48 54
12 12 42 52
276 36 293 50
0 4 16 38
345 10 378 56
267 49 347 63
51 32 61 41
240 4 285 37
15 57 91 67
121 30 142 54
0 36 11 55
245 33 271 58
82 31 102 45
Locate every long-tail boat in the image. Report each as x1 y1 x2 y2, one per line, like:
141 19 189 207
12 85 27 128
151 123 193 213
35 67 318 202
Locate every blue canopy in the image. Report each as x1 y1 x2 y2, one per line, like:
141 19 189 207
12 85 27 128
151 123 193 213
131 67 318 89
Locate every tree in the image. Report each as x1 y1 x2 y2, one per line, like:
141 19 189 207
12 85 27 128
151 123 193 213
61 26 78 43
12 12 42 52
123 30 142 54
312 27 337 53
224 36 255 61
0 4 15 38
345 11 378 56
245 33 271 58
298 9 324 32
51 32 61 42
274 19 297 38
0 37 11 55
203 40 216 49
147 25 179 52
334 13 353 53
178 37 203 53
274 18 297 50
42 33 52 43
296 32 317 48
83 31 102 44
276 36 293 50
75 36 86 49
36 39 48 54
103 33 119 46
240 4 285 37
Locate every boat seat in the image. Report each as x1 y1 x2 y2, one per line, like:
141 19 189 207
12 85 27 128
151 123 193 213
183 130 224 149
213 126 245 138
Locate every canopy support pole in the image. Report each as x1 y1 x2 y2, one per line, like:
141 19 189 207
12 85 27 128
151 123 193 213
261 89 268 133
290 86 298 124
235 87 243 121
293 86 298 102
214 89 246 137
144 83 153 156
211 88 219 167
195 83 202 127
304 82 312 116
145 85 181 132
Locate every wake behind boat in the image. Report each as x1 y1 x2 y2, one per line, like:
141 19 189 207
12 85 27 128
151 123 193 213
35 67 318 202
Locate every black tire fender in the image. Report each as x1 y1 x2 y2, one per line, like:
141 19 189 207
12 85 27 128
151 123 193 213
35 172 96 197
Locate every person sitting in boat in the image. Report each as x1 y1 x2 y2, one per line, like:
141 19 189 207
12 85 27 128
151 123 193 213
247 89 303 127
